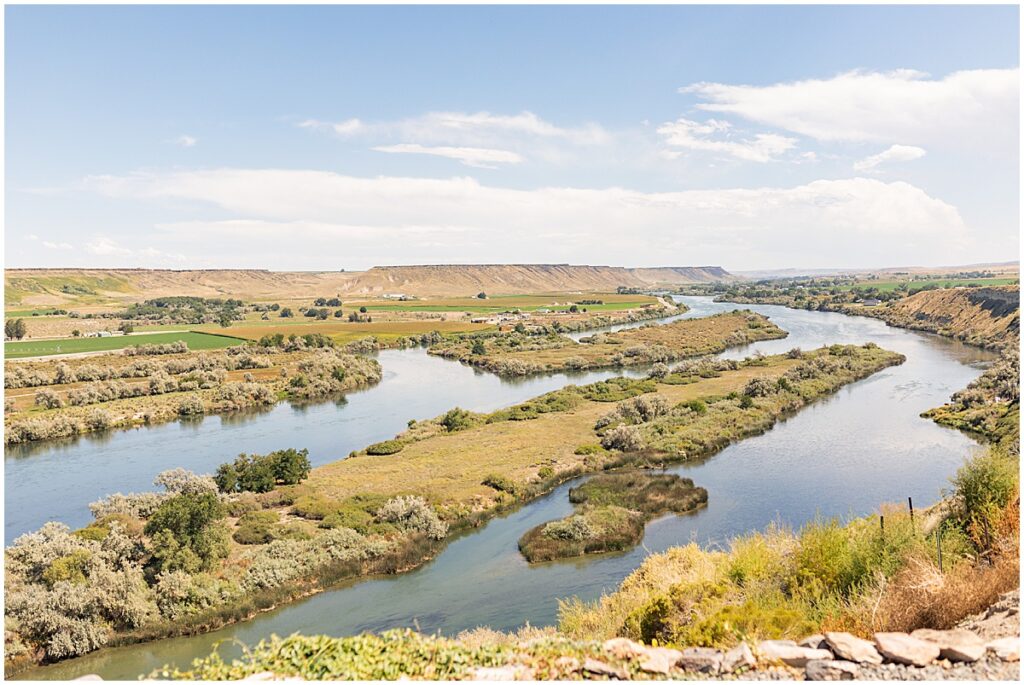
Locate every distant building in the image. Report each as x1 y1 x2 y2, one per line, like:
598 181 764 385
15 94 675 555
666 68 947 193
862 298 881 307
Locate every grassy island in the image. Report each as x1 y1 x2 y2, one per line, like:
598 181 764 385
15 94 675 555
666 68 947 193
427 310 787 376
519 473 708 563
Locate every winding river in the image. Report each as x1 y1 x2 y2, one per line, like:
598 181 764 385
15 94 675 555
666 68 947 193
10 297 996 680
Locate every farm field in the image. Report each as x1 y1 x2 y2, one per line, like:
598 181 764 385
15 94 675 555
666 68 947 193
346 293 659 313
3 331 244 359
836 276 1018 292
206 319 495 345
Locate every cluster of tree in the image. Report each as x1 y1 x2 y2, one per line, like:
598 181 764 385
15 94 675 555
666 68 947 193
304 307 333 320
256 332 335 349
313 297 342 307
111 297 247 326
5 318 27 340
214 448 312 493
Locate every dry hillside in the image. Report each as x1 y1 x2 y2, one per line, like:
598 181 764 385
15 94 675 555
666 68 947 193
875 285 1019 349
4 264 732 305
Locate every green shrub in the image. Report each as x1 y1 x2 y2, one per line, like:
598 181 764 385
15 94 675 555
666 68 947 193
482 474 518 496
574 443 607 455
440 407 477 432
366 440 404 455
293 495 341 521
42 550 92 587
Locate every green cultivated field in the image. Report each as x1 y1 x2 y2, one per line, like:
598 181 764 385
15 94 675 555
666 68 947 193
838 277 1018 292
4 331 244 359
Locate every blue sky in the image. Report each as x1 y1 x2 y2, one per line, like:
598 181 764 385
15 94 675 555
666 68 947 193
5 4 1020 271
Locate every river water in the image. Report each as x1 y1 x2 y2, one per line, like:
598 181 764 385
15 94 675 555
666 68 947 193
11 298 996 679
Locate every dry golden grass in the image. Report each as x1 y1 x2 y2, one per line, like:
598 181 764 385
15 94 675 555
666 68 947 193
304 362 796 512
864 494 1020 633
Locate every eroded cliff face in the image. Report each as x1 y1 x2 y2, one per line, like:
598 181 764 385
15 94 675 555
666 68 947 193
878 286 1019 349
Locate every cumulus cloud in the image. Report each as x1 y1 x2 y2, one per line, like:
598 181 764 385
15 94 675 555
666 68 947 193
657 117 797 162
42 240 74 250
683 68 1018 146
174 134 198 147
373 143 524 168
82 169 972 269
854 144 927 171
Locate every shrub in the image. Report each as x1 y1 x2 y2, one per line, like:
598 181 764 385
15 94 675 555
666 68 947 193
600 424 645 452
743 377 777 397
544 516 594 541
233 511 281 545
482 474 518 496
144 493 229 573
34 388 64 409
440 407 476 432
366 439 404 455
177 395 205 416
574 443 607 456
648 362 669 379
376 496 448 540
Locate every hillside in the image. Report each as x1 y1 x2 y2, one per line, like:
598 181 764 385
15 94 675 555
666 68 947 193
4 264 733 306
872 285 1019 349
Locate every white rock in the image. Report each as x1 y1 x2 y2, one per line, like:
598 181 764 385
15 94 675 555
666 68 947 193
986 636 1020 662
800 634 827 649
583 657 628 679
874 632 940 667
824 631 883 664
804 659 859 681
758 640 832 667
603 637 647 660
638 646 682 675
471 665 535 681
722 642 757 673
910 629 986 663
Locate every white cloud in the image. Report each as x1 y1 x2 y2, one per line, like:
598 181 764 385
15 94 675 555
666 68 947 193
82 169 974 269
174 134 198 147
300 118 364 136
299 110 610 147
86 237 133 256
42 240 74 250
657 117 797 162
373 143 524 168
854 144 927 171
683 68 1018 146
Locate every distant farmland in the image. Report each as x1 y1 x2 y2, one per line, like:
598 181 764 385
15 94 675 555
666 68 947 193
837 277 1018 292
4 331 244 359
211 320 494 345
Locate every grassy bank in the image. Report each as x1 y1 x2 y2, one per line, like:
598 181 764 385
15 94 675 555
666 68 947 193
4 341 382 445
428 310 786 376
519 473 708 563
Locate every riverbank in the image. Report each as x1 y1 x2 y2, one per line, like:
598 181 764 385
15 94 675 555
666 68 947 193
4 342 382 446
3 344 904 673
153 591 1022 680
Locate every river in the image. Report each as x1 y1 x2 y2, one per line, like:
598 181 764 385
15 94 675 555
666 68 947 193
10 298 996 679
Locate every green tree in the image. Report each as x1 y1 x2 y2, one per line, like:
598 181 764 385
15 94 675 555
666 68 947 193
5 318 27 340
270 448 311 485
145 493 228 572
280 307 293 318
471 340 487 355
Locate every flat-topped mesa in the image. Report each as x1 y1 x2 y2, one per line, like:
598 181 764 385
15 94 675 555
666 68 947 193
428 310 788 376
4 264 734 304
